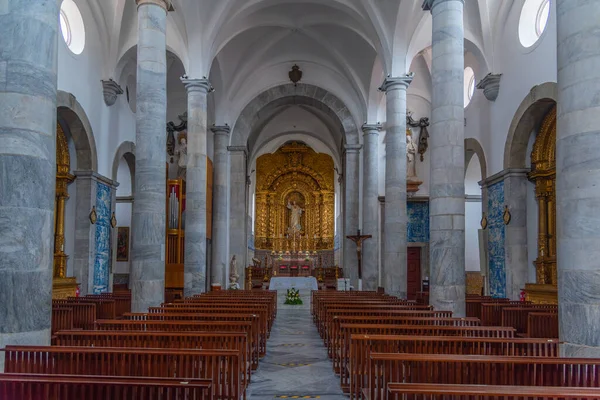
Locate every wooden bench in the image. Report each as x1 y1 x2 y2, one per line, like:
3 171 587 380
0 374 213 400
480 301 537 326
527 312 559 338
52 301 96 330
386 383 600 400
367 353 600 400
348 335 559 400
84 293 131 317
3 345 241 400
51 307 74 335
66 297 116 319
466 296 508 319
501 305 558 335
93 319 260 369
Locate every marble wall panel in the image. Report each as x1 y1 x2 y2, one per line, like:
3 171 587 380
407 202 430 243
93 183 111 294
487 182 506 298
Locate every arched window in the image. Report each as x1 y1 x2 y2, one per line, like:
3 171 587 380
464 67 476 108
59 0 86 55
519 0 551 48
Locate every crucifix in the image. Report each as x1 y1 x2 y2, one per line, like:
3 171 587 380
346 229 372 291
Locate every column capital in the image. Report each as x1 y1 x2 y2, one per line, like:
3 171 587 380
181 78 213 94
344 143 362 154
476 73 502 102
101 79 123 106
379 73 414 92
211 124 231 136
136 0 172 12
422 0 464 12
362 123 382 135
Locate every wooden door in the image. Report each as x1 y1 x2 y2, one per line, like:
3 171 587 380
407 247 421 300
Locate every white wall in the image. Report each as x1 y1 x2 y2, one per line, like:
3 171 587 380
465 155 482 272
114 158 133 274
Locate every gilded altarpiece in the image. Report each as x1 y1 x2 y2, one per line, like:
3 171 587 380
254 143 335 252
525 106 557 304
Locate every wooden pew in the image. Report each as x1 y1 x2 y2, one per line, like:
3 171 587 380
527 312 559 338
3 346 241 400
85 293 131 317
66 297 116 319
53 330 251 388
0 374 213 400
348 335 559 400
480 301 545 326
52 301 96 330
93 319 260 369
367 353 600 400
466 296 508 319
387 383 600 400
501 305 557 335
51 307 73 335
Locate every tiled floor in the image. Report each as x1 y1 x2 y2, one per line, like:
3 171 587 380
247 306 346 400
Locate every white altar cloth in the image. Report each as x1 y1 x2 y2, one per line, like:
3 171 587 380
269 276 318 291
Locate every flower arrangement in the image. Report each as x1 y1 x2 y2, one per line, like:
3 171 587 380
284 288 303 305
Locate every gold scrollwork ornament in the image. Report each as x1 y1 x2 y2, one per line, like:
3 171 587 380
89 206 97 224
503 205 511 225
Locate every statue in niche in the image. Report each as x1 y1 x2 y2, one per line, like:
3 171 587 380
407 129 417 178
175 133 187 180
287 201 304 233
229 255 240 289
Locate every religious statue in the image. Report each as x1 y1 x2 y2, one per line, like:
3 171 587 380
175 134 187 180
229 255 240 289
287 201 303 232
407 129 417 178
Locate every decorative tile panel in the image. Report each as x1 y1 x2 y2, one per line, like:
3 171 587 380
93 183 111 294
407 202 429 243
487 181 506 298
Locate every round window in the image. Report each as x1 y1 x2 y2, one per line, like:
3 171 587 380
464 67 476 108
518 0 550 48
59 0 86 55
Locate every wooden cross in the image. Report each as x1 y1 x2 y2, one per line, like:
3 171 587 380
346 229 372 282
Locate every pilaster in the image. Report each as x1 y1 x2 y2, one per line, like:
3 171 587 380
211 125 231 287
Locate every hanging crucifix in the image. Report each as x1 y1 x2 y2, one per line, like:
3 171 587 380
346 229 372 291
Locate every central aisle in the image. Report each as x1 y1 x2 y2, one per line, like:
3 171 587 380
247 306 346 400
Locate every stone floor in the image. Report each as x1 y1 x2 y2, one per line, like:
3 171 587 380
247 304 346 400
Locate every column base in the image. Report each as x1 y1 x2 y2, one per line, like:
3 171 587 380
52 277 79 299
524 283 557 304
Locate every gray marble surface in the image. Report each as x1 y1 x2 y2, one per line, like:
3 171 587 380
131 2 167 312
343 145 361 288
248 307 345 399
211 126 230 287
229 147 248 284
361 125 380 291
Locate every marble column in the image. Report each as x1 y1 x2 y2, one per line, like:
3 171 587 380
344 144 361 288
181 78 211 296
556 0 600 357
131 0 169 312
229 146 248 285
211 125 230 287
380 76 413 297
361 124 381 291
424 0 466 316
0 0 59 363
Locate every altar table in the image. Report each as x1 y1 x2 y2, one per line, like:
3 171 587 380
269 277 318 291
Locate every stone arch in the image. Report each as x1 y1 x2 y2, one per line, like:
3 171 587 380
504 82 557 169
231 83 360 147
464 137 487 180
56 90 98 171
112 141 136 193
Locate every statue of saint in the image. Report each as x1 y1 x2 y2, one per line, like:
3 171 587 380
176 135 187 180
407 130 417 179
287 201 303 232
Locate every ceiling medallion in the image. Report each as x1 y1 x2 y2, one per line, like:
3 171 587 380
289 65 302 86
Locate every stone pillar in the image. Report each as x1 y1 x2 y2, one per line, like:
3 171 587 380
380 76 413 297
131 0 169 312
424 0 466 316
229 146 248 284
211 125 230 287
361 124 381 291
344 144 361 288
181 78 211 296
0 0 59 362
556 0 600 357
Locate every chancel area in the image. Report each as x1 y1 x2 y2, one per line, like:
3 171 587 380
1 0 600 398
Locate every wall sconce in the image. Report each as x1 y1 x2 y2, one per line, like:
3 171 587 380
89 206 97 224
503 205 511 225
480 212 488 229
110 212 117 228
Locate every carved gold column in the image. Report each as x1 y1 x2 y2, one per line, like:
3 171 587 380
53 123 79 299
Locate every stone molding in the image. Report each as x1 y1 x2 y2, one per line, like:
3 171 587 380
361 123 382 136
101 79 123 106
228 146 248 156
116 196 134 203
136 0 172 12
422 0 464 12
476 73 502 102
344 143 362 154
379 74 414 92
211 125 231 136
181 78 212 94
74 170 119 190
479 168 529 189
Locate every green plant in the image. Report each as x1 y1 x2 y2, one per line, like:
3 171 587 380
284 288 303 305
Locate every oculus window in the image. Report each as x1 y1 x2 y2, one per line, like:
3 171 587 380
519 0 550 48
464 67 475 108
60 0 86 55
